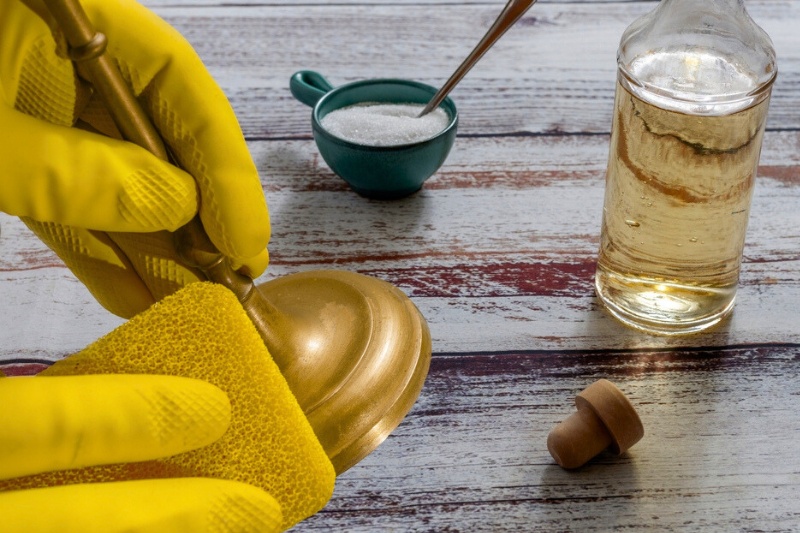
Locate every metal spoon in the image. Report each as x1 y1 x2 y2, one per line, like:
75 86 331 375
419 0 538 117
42 0 431 474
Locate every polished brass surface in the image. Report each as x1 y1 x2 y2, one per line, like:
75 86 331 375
259 271 432 473
43 0 432 473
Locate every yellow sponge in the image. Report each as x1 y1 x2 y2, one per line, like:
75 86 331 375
0 282 335 530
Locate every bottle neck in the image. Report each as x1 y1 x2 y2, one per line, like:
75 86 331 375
619 0 776 114
656 0 746 19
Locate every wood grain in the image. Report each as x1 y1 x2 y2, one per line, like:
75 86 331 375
2 0 799 530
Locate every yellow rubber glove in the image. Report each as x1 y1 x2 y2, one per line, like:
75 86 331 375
0 374 283 532
0 0 271 318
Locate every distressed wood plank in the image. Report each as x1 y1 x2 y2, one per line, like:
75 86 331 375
296 347 800 531
7 131 799 271
143 0 621 6
2 1 800 531
137 1 800 137
4 130 800 355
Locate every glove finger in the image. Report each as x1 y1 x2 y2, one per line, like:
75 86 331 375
0 106 198 234
80 0 271 273
24 216 224 320
23 218 156 318
233 247 270 280
0 478 282 533
0 374 231 481
107 230 207 303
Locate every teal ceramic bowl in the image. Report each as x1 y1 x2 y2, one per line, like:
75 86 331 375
290 70 458 199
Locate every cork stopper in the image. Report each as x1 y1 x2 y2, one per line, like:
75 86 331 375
547 379 644 469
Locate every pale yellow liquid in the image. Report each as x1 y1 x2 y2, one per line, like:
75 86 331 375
595 80 770 334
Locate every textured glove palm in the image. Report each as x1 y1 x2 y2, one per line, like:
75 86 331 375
0 0 270 318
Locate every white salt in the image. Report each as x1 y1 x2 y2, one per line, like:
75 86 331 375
320 103 450 147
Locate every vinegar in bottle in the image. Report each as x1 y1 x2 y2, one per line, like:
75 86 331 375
594 0 776 334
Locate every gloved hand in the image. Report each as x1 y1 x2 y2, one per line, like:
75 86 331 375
0 0 271 318
0 373 283 532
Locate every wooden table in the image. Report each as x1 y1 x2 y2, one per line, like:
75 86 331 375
3 0 799 530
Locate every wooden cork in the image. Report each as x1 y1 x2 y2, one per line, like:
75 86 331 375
547 379 644 469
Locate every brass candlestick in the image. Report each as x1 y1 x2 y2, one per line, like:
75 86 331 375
42 0 431 473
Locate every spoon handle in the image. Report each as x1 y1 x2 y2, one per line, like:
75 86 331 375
419 0 537 117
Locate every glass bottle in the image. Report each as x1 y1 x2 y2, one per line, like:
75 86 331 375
594 0 777 335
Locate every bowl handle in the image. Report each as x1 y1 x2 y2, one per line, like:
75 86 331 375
290 70 335 108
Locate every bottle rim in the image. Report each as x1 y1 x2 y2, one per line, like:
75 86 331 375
618 64 776 116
